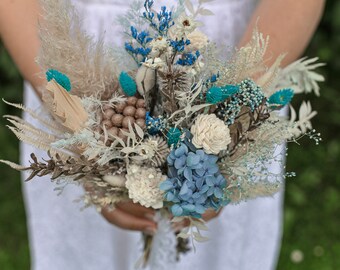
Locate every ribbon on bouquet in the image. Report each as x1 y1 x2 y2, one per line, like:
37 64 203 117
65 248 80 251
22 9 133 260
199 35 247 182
136 211 177 270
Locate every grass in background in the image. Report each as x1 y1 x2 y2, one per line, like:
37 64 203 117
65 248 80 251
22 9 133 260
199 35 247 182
0 1 339 269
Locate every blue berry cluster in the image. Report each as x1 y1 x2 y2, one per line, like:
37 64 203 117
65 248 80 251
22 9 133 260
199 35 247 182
145 112 167 135
170 39 191 53
143 1 174 36
177 51 200 66
160 134 228 218
124 26 152 63
217 79 265 125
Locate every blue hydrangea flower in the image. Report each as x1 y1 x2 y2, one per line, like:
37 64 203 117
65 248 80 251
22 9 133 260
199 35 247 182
119 72 137 97
46 69 71 92
167 128 182 146
160 137 229 218
268 88 294 107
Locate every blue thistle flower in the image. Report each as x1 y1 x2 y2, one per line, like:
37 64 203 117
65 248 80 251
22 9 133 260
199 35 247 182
119 72 137 97
160 136 229 218
268 88 294 107
46 69 71 92
167 128 182 146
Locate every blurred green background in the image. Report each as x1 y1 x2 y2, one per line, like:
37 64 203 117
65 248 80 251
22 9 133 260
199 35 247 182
0 1 339 269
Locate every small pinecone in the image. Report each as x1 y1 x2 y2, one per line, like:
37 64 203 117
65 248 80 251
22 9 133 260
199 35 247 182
145 136 170 167
98 97 146 144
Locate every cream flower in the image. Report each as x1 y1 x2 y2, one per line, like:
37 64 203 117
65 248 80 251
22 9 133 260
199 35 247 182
143 57 165 69
172 15 197 38
125 164 166 209
191 114 231 155
186 30 209 52
149 37 168 57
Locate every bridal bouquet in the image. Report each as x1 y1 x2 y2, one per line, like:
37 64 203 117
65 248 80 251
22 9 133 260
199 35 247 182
1 0 323 267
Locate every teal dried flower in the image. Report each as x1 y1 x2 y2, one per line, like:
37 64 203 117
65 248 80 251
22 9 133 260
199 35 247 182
167 128 181 146
206 86 224 104
46 69 71 92
221 85 239 99
119 72 137 97
268 88 294 107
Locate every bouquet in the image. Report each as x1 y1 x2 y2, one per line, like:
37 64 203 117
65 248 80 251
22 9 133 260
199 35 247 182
1 0 324 268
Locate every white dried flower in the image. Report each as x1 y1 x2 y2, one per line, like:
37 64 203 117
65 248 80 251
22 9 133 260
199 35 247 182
172 15 197 38
144 57 165 69
102 174 126 187
149 37 168 57
125 164 166 209
191 114 231 155
186 31 208 52
133 136 169 167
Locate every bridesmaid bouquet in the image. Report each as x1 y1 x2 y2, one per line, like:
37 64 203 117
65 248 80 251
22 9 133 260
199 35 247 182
1 0 323 267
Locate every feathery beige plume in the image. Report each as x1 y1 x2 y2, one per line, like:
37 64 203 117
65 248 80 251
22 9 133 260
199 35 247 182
43 80 88 132
38 0 118 98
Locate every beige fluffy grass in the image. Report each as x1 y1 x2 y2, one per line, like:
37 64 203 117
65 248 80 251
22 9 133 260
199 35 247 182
38 0 119 98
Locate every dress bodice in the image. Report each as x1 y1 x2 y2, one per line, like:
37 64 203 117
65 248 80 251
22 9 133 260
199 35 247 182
70 0 259 48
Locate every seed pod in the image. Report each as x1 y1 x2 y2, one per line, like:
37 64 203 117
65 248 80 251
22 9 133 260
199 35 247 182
122 116 135 128
102 119 113 129
123 106 136 117
136 99 145 108
135 108 146 119
111 114 124 127
136 118 146 129
107 127 119 137
115 102 127 113
127 96 138 106
103 109 115 120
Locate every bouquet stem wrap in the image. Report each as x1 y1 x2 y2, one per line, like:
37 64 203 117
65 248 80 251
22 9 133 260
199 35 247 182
140 211 177 270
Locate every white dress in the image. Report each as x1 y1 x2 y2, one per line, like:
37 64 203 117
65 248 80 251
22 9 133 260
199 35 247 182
21 1 284 269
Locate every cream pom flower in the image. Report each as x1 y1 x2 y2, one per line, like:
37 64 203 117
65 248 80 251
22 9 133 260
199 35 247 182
149 37 168 57
190 114 231 155
186 30 209 52
125 164 166 209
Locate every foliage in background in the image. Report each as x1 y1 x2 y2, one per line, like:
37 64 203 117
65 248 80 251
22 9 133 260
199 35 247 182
0 0 339 269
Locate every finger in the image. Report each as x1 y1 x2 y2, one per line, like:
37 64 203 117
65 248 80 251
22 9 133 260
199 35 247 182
116 201 155 219
101 207 157 233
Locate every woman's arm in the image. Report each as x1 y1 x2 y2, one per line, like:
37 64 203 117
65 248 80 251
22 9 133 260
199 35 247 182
195 0 326 226
0 0 44 95
239 0 326 66
0 0 157 233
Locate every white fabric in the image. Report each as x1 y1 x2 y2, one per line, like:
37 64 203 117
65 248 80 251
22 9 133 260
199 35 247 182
21 0 284 269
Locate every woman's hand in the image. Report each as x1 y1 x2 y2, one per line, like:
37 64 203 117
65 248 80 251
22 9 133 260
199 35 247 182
101 201 158 235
